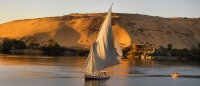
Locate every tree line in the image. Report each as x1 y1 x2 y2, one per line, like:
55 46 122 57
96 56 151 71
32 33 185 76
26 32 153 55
0 38 89 56
0 38 26 52
166 43 200 60
0 38 200 58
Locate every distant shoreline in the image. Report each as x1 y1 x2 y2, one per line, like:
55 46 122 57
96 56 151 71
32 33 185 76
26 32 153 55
0 49 198 61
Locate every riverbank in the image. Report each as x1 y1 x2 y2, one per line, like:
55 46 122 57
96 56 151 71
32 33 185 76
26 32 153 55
10 49 44 55
4 48 89 56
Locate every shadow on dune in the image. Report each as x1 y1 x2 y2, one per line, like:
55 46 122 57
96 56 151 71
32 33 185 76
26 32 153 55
53 25 82 47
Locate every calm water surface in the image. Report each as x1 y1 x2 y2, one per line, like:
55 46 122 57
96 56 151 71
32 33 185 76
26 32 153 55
0 54 200 86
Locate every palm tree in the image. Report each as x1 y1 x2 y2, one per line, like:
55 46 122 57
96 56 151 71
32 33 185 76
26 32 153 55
168 44 173 50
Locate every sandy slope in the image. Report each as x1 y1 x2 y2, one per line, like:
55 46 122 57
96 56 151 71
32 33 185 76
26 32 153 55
0 13 200 49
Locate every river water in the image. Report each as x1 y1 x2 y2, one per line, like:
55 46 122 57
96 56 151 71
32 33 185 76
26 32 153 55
0 54 200 86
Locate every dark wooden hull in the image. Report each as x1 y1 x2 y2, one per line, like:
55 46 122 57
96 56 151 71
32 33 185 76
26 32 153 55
85 74 110 80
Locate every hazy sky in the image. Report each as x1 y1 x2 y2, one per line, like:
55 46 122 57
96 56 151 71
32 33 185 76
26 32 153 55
0 0 199 24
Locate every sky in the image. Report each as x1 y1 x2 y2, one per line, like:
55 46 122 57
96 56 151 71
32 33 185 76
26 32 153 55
0 0 199 24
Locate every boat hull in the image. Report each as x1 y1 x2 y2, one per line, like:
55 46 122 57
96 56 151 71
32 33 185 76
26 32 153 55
85 74 110 80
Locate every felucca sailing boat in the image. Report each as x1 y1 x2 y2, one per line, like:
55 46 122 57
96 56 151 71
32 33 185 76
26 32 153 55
83 4 123 80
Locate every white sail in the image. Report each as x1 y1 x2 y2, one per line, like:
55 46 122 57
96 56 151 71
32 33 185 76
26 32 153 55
84 45 96 73
84 4 120 73
116 35 123 57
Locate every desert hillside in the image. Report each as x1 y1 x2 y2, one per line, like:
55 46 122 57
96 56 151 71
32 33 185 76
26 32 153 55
0 13 200 49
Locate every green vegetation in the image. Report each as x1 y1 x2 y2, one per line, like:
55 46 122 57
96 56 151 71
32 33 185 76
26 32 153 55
161 44 200 60
163 47 200 60
124 43 200 60
39 39 61 55
167 44 173 50
29 42 40 50
0 38 88 56
1 38 26 52
39 39 89 56
0 42 3 51
0 37 200 59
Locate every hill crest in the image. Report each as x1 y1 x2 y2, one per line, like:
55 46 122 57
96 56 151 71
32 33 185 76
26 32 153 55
0 13 200 49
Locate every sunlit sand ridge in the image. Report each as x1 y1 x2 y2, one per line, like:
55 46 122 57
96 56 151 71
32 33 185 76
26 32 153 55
0 13 200 49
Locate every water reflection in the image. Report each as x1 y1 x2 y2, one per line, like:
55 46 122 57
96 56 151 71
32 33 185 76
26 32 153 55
84 80 107 86
1 54 200 86
0 54 86 67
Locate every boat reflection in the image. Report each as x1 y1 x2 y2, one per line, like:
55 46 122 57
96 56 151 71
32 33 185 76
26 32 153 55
84 80 107 86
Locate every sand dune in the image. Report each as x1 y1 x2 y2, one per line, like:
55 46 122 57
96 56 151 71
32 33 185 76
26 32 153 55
0 13 200 49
